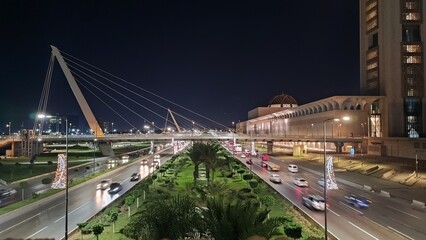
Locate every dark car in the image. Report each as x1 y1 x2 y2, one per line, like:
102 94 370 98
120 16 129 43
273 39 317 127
108 182 123 194
246 159 253 165
344 194 370 208
0 188 17 199
130 173 141 181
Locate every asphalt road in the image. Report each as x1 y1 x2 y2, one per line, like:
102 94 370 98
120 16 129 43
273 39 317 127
0 150 174 240
239 153 426 240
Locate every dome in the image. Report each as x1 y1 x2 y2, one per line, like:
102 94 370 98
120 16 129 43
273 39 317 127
268 93 298 107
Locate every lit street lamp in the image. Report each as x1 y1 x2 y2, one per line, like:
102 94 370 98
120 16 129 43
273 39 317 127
323 116 349 239
6 122 11 137
38 114 69 240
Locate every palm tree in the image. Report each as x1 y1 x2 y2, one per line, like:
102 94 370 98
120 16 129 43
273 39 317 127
122 195 204 240
185 142 205 182
200 142 227 181
202 197 288 240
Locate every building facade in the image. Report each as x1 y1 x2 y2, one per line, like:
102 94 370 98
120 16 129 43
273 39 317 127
360 0 426 138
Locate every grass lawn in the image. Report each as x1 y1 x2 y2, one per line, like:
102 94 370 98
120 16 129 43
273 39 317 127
70 154 324 240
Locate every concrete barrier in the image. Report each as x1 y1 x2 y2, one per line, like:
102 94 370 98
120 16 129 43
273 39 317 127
380 190 391 197
362 165 379 175
363 185 372 191
412 200 425 209
381 169 395 179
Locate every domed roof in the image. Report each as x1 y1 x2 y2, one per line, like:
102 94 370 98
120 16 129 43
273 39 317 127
268 93 298 107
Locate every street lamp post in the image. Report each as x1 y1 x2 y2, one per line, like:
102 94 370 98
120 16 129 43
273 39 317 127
38 114 69 240
6 122 11 137
323 116 349 240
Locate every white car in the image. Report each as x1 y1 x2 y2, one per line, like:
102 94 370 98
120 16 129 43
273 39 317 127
241 154 246 158
302 195 325 211
288 164 298 173
269 174 282 183
293 177 308 187
97 179 112 190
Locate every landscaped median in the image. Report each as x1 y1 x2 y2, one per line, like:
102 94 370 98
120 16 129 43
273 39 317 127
70 142 324 240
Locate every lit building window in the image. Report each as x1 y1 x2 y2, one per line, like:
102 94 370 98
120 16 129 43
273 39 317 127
366 1 377 11
367 62 378 70
404 13 421 21
403 44 421 52
367 50 378 60
403 56 421 63
408 89 414 96
367 19 377 31
405 2 417 10
366 10 377 21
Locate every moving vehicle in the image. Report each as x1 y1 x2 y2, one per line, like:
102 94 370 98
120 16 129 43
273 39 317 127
108 182 123 194
269 174 282 183
241 153 246 158
261 154 270 161
0 188 17 199
246 159 253 165
130 173 141 181
141 159 148 165
262 161 280 171
318 178 325 187
96 179 112 190
288 164 298 173
302 195 325 211
293 177 308 187
344 194 370 208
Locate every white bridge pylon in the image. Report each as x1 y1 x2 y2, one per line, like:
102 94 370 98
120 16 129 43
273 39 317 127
51 45 104 138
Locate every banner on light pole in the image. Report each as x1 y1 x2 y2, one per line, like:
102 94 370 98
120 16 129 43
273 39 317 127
51 154 67 189
326 156 338 190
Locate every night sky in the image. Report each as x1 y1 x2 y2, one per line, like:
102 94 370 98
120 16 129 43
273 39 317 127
0 1 360 133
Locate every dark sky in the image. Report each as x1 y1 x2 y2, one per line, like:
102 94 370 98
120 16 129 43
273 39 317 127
0 0 360 133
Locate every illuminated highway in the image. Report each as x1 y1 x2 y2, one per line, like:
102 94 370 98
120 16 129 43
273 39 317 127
238 154 425 240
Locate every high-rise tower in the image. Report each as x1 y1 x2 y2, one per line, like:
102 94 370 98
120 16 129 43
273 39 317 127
360 0 426 138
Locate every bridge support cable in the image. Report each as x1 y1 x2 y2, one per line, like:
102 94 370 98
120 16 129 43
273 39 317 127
50 45 104 138
70 69 167 129
59 50 230 130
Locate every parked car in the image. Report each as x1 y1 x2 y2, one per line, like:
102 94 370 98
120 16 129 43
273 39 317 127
293 177 309 187
302 194 325 211
269 174 282 183
130 173 141 181
288 164 298 173
108 182 123 194
344 194 370 208
96 179 112 190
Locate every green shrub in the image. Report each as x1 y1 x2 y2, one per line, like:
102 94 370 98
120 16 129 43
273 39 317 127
47 161 53 165
237 169 245 174
284 222 302 239
248 180 258 188
240 188 252 193
242 174 253 180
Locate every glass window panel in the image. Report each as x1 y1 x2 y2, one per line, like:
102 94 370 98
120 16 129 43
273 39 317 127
403 44 421 52
403 56 421 63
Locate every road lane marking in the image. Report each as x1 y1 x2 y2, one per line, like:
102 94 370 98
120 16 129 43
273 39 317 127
328 208 340 217
48 202 63 210
339 201 363 215
69 201 89 214
26 226 47 239
386 205 421 219
55 201 89 222
348 221 379 240
387 226 415 240
0 213 41 234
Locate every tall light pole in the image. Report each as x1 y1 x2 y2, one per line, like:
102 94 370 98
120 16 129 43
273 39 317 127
323 116 349 239
6 122 11 137
38 114 69 240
